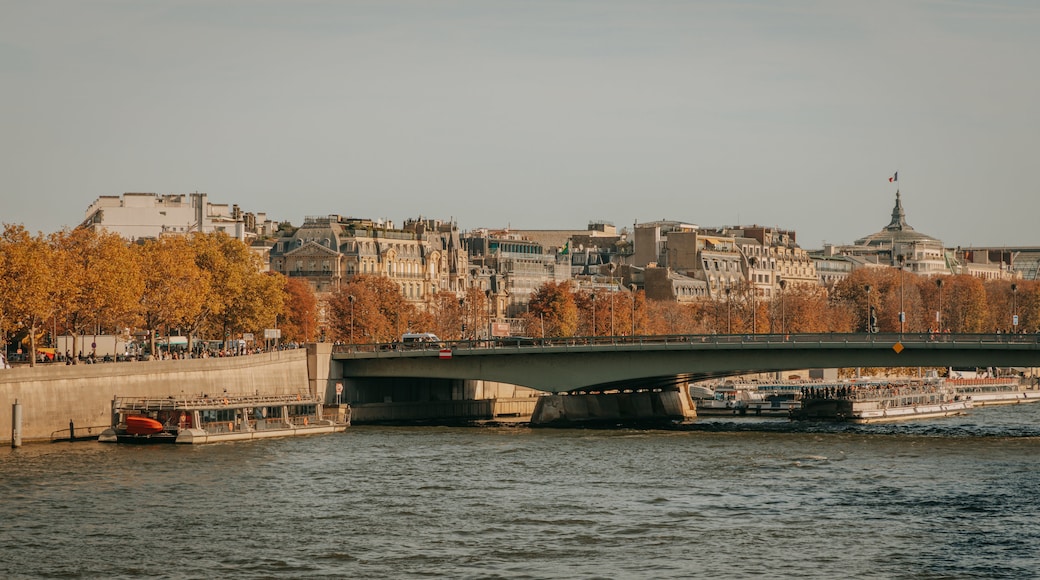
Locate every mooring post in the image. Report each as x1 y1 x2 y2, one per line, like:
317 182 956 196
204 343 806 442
69 419 75 441
12 399 22 448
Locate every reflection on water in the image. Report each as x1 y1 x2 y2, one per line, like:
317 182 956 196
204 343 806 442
2 405 1040 579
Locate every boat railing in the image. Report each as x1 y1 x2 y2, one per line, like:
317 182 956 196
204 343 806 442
115 393 317 411
802 383 952 402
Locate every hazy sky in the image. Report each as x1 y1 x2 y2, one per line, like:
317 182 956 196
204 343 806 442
2 0 1038 249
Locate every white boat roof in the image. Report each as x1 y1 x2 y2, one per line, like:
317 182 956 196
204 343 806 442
114 393 319 411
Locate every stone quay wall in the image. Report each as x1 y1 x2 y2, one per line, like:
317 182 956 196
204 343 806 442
1 349 310 444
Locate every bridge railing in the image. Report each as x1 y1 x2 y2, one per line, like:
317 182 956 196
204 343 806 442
330 332 1040 355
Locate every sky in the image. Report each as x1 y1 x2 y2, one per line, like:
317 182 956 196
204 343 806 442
2 0 1038 249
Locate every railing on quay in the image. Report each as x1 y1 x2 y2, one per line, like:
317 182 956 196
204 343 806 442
330 332 1040 356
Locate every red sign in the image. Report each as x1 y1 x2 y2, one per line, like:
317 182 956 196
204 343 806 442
439 348 453 359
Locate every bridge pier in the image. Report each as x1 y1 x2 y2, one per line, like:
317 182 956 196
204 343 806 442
530 387 696 428
339 376 542 424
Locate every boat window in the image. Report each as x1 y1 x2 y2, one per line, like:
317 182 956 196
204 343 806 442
200 409 237 423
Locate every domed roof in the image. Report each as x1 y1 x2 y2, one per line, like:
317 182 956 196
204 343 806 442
854 191 941 247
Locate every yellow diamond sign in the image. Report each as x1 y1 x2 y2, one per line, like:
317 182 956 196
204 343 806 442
892 342 904 354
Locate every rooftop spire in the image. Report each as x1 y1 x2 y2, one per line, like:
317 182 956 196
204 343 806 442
885 190 912 231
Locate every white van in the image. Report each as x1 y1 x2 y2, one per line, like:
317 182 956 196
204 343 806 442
400 333 443 348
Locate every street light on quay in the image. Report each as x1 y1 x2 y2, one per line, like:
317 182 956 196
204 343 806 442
591 292 597 337
348 295 355 344
752 256 761 334
725 286 732 334
897 254 906 335
629 283 637 336
864 284 872 333
778 278 787 335
935 278 944 333
608 263 617 337
485 289 493 339
1012 283 1018 332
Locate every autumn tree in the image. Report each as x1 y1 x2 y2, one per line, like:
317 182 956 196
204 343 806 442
460 286 489 339
428 290 464 340
936 275 988 333
134 236 207 355
1013 280 1040 332
521 281 578 338
328 275 416 343
50 228 143 359
0 225 57 367
190 232 280 348
278 276 319 343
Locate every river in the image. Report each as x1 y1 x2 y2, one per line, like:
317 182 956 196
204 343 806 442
3 404 1040 579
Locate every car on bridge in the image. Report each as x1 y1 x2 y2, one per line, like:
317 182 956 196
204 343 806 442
399 333 445 349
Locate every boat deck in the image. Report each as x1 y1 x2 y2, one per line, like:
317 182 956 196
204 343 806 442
115 393 315 411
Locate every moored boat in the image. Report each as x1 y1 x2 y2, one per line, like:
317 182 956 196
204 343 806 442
944 377 1040 406
790 380 971 424
98 393 350 444
691 380 803 416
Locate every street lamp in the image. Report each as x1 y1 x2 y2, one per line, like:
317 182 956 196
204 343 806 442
778 278 787 335
725 286 732 334
348 295 355 344
935 278 944 333
591 292 597 337
608 263 617 337
629 283 637 336
897 254 906 334
748 257 758 334
485 289 493 339
1012 283 1018 332
864 284 873 333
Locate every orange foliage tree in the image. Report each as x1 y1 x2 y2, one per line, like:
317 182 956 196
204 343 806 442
328 275 416 343
278 277 319 343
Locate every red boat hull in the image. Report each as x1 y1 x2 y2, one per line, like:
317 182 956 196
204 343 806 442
125 415 164 435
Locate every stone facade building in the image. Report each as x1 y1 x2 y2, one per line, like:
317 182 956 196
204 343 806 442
268 215 468 300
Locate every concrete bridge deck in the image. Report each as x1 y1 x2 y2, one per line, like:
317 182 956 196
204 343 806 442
332 333 1040 393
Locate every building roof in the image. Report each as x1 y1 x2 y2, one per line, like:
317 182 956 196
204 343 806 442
854 191 941 247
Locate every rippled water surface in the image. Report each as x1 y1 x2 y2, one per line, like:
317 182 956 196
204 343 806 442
3 404 1040 579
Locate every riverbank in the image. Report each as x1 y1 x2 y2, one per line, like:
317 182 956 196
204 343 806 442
0 348 313 444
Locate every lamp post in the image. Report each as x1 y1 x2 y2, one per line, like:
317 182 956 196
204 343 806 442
591 292 597 337
748 257 758 334
629 283 637 336
485 289 493 339
608 263 616 337
897 254 906 334
865 284 872 333
1012 283 1018 333
725 286 732 334
778 278 787 335
935 278 944 333
348 295 355 344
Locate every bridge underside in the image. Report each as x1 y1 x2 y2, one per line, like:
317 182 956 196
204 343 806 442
334 341 1040 394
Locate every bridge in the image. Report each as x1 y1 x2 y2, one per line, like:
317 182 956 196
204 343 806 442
332 332 1040 394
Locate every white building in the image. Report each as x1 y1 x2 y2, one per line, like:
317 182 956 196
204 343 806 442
80 192 278 241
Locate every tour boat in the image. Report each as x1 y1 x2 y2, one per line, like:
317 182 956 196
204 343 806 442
789 380 971 424
98 392 350 444
944 377 1040 406
690 381 803 416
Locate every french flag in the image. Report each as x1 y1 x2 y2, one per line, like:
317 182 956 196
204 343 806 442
889 171 898 183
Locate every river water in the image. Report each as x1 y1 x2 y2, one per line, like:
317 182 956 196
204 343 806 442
3 404 1040 579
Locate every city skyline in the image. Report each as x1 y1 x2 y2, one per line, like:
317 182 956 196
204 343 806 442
3 1 1039 249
